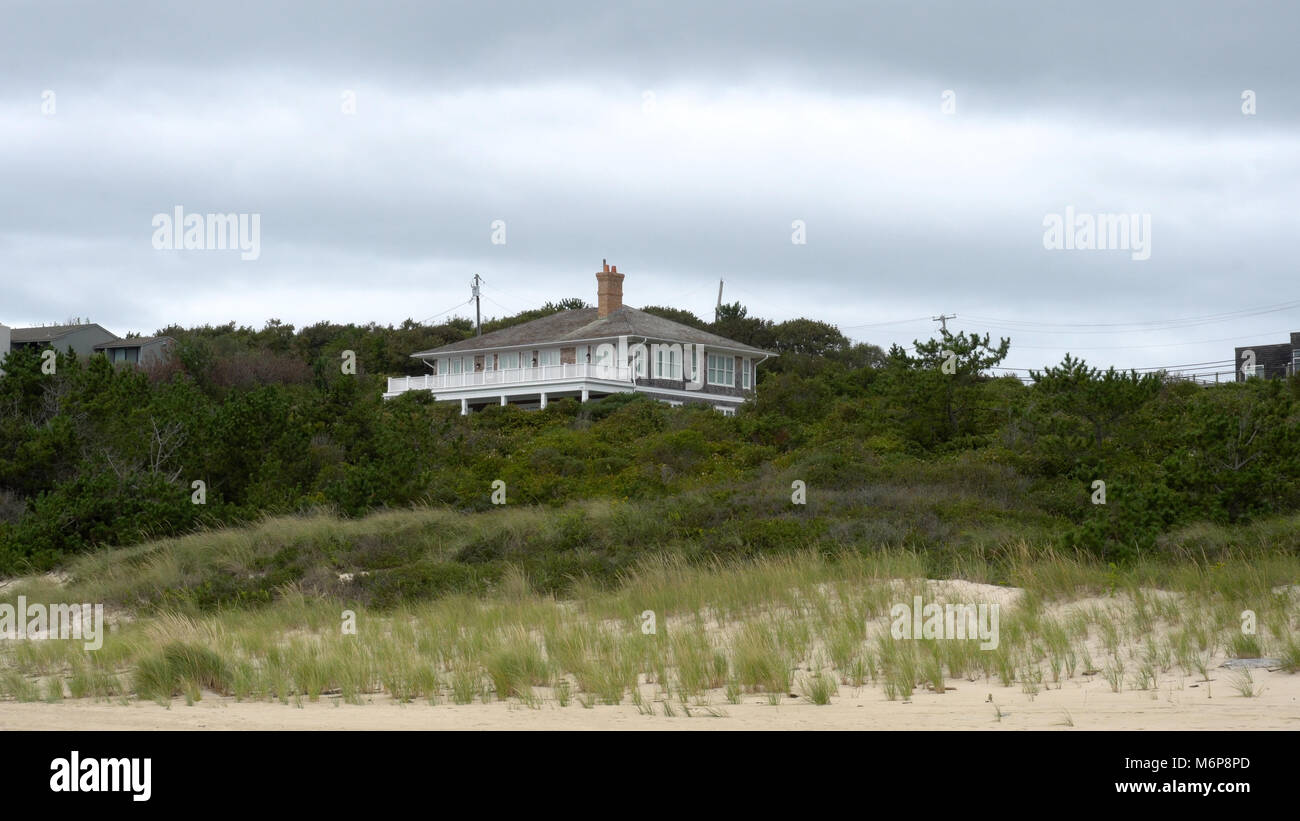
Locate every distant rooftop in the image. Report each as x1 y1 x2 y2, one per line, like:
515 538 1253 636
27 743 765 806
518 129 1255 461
9 323 115 343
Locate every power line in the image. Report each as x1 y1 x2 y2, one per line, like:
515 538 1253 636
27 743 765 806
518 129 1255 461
481 278 554 310
988 359 1234 372
1004 329 1293 351
1133 359 1233 371
416 298 474 325
972 299 1300 327
963 297 1300 332
479 286 532 311
966 319 1294 337
480 293 514 314
840 316 932 330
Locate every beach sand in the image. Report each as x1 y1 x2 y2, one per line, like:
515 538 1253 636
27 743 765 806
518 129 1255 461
2 661 1295 730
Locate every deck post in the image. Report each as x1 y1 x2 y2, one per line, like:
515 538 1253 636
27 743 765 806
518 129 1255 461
460 398 468 415
500 395 507 406
581 388 589 402
540 392 547 409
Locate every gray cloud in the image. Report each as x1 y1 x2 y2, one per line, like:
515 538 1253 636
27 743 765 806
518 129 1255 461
2 0 1298 377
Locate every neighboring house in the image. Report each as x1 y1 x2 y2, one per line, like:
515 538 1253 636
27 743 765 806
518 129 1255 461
93 336 176 367
1234 332 1300 380
6 323 119 358
0 323 176 372
384 261 772 415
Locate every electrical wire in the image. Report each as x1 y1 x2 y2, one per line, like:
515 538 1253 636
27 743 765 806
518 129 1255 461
415 298 474 325
840 316 934 330
1001 329 1293 351
963 297 1300 332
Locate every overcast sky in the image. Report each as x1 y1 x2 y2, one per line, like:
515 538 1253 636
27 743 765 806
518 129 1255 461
3 0 1297 378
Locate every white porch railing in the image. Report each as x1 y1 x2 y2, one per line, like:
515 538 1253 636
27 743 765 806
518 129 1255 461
386 363 634 395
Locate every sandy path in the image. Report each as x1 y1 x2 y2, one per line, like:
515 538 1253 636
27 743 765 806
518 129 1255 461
2 667 1296 730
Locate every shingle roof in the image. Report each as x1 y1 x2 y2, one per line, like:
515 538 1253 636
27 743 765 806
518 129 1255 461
410 307 772 357
9 323 115 343
93 336 174 350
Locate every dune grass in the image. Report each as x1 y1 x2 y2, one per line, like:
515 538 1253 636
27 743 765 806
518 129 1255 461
1 505 1297 709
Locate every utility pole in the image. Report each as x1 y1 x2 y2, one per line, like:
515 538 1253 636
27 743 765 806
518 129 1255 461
472 274 482 336
932 313 955 335
715 278 725 320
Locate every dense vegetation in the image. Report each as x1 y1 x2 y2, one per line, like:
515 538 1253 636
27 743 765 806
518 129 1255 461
1 300 1297 583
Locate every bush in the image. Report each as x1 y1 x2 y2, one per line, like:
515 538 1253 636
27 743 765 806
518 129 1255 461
134 642 232 701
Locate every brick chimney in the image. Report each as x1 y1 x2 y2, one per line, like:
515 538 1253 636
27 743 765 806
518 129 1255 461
596 259 624 318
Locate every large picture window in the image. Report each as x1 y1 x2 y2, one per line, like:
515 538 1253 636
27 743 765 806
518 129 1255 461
707 353 734 387
742 358 751 389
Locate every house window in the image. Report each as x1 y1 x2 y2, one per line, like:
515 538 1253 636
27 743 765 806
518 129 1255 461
683 346 693 381
451 358 463 375
539 349 560 367
500 351 520 370
707 353 734 387
655 347 681 379
742 359 751 389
